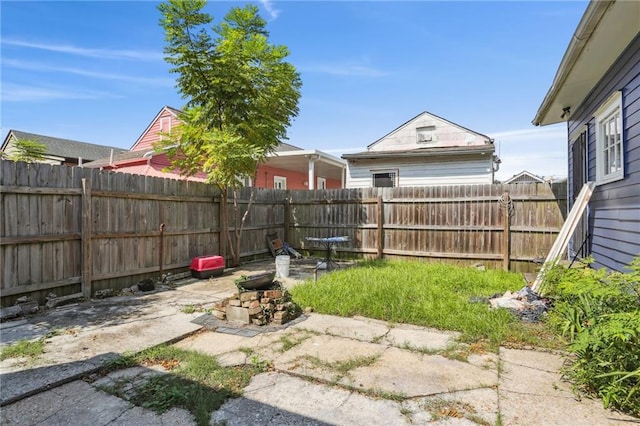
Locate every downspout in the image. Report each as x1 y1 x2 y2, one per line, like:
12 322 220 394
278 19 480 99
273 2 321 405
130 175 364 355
142 151 154 175
143 150 154 165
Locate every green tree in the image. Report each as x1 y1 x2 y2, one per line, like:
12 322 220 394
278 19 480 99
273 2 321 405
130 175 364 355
157 0 301 266
9 138 47 163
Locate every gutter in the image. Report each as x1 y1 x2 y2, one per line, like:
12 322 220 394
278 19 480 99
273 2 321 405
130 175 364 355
342 145 494 160
532 0 613 126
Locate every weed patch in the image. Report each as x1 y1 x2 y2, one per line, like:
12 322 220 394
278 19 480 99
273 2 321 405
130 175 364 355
544 257 640 417
0 339 45 361
99 345 262 425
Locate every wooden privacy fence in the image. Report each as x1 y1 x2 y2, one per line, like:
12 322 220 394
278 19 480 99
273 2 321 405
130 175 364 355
0 160 566 306
286 184 567 272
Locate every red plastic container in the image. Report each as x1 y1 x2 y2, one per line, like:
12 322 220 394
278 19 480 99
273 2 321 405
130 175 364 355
190 255 225 279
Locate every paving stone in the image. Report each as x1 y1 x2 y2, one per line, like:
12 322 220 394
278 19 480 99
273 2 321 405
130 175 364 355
174 331 253 355
211 372 412 426
290 313 389 342
412 388 499 425
346 347 498 397
498 348 637 425
382 323 459 351
273 334 386 382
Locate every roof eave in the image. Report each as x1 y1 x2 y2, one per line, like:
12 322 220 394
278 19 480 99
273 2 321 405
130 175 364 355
533 0 639 126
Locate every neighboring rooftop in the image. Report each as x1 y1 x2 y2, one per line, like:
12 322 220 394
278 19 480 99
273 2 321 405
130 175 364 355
1 130 126 162
503 170 545 184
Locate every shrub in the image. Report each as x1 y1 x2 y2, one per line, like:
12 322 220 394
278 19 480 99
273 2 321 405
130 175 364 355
544 257 640 416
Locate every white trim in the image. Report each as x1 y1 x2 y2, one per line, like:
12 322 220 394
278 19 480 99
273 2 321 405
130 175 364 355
594 91 624 185
269 149 346 168
317 177 326 189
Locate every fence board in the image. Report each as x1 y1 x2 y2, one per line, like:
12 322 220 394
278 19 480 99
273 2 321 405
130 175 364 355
1 159 567 306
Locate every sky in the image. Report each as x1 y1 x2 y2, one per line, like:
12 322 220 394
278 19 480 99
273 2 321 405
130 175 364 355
1 0 588 181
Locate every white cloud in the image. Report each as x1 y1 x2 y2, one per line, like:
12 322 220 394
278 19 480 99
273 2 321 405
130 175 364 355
2 38 163 61
488 125 566 141
1 83 123 102
3 59 174 86
258 0 280 20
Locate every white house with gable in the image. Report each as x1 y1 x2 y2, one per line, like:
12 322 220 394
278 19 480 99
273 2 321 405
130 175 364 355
342 111 500 188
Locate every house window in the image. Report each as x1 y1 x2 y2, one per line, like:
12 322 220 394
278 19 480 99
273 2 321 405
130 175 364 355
274 176 287 189
416 126 436 143
317 177 326 189
159 117 172 134
372 170 397 188
595 91 624 184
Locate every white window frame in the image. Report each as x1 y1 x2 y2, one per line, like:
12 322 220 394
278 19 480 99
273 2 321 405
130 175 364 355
317 177 326 189
159 117 172 134
594 91 624 185
371 169 398 188
237 175 252 187
274 176 287 189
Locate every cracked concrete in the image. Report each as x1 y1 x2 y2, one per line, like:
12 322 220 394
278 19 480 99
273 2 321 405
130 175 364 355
1 259 638 425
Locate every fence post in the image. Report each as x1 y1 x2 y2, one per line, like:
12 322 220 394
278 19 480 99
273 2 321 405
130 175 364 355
284 197 290 243
377 196 384 259
218 196 227 263
81 178 92 299
501 191 511 271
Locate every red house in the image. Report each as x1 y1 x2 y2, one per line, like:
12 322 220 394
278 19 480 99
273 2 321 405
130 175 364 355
85 106 346 189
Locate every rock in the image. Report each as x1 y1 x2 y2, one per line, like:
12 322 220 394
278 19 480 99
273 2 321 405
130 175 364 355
45 293 84 309
120 288 133 295
94 289 115 299
47 292 57 299
0 306 23 321
17 301 39 314
137 279 155 292
472 262 486 271
129 284 139 293
15 296 32 304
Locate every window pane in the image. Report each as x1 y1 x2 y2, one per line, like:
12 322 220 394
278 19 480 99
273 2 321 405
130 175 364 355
373 172 395 187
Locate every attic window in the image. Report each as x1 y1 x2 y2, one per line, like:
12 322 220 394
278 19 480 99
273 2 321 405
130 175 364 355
160 117 172 134
416 126 436 143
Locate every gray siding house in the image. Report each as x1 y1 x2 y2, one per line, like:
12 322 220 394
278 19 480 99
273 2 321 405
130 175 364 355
343 112 499 188
533 0 640 272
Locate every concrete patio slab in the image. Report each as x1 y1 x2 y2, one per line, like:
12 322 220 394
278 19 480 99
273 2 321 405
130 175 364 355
0 380 195 425
290 313 389 342
346 346 498 397
273 334 387 384
412 388 499 425
211 372 414 426
382 323 460 351
498 348 636 425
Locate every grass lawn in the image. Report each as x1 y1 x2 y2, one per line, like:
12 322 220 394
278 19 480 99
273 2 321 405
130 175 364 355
290 259 560 350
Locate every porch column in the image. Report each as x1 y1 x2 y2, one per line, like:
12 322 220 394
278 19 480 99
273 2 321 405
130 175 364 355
308 156 316 190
